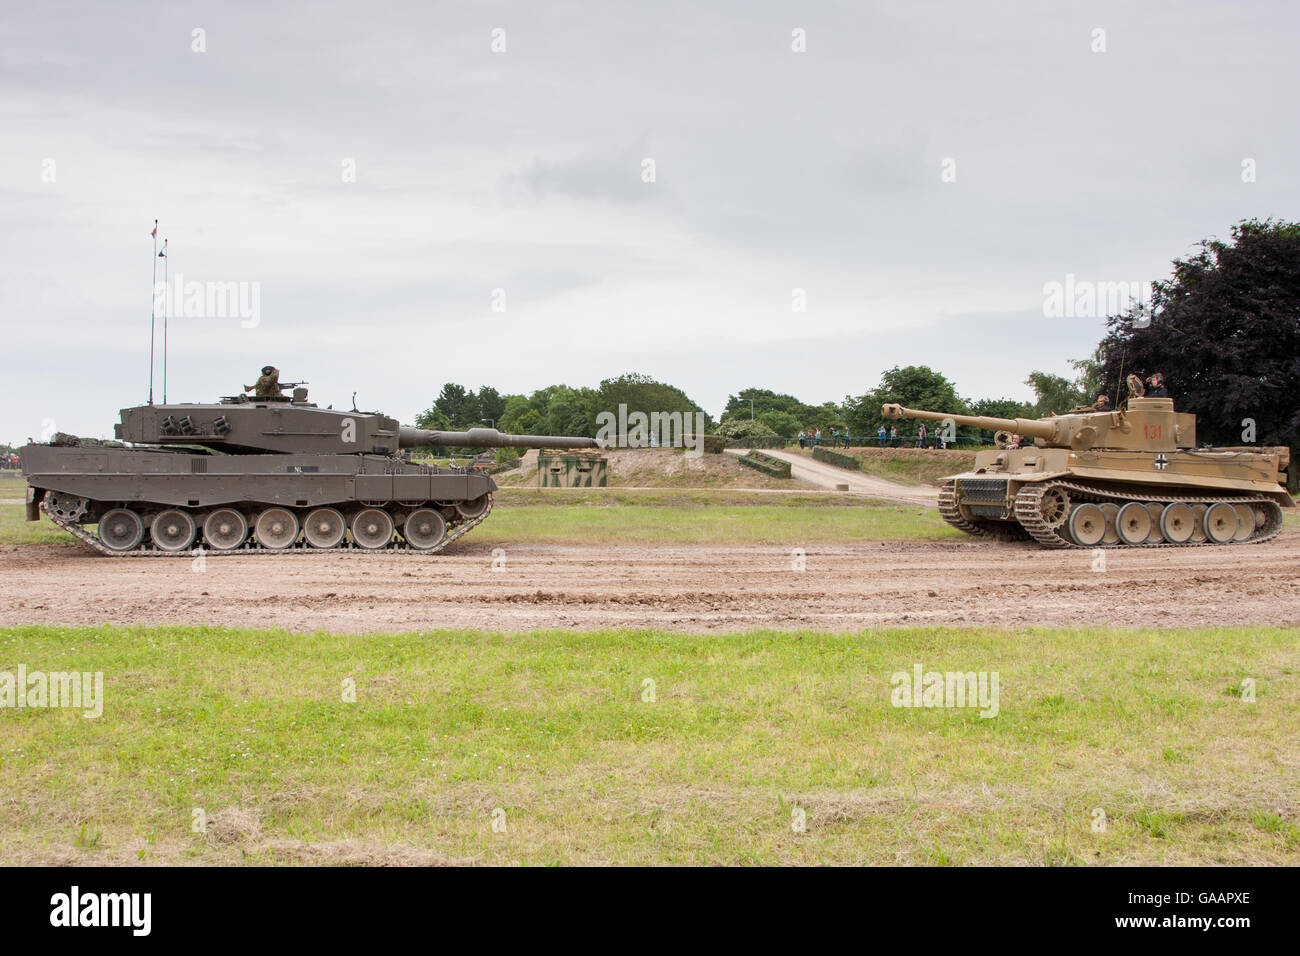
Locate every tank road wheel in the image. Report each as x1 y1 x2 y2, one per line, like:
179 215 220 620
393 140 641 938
1231 504 1256 542
1038 487 1070 529
1203 503 1239 544
456 494 490 520
403 509 447 551
1067 503 1107 547
303 507 347 549
1143 503 1166 543
98 508 145 552
1159 503 1196 545
1189 504 1210 543
351 508 394 550
255 507 300 550
1098 503 1120 545
150 509 197 552
1116 502 1153 546
204 508 249 551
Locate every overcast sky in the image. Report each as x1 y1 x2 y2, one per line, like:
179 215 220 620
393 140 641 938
3 0 1298 440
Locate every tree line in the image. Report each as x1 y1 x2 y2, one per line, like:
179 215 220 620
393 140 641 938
418 219 1299 476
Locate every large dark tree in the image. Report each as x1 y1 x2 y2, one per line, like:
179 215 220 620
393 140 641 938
1097 219 1300 486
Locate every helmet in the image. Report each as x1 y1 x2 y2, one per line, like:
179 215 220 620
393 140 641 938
261 365 275 376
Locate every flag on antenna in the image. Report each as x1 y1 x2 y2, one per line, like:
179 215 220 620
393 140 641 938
151 221 158 238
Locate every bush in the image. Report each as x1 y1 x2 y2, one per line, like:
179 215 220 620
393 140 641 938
716 419 777 441
700 434 726 455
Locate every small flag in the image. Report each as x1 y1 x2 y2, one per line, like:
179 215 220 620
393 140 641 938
151 220 158 238
158 239 167 258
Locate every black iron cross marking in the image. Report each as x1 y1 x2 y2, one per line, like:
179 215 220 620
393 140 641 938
1154 454 1169 470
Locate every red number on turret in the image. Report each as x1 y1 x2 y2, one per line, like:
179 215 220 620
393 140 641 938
1144 425 1162 439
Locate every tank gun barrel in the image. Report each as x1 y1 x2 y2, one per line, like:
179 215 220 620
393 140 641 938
881 403 1060 441
399 426 601 450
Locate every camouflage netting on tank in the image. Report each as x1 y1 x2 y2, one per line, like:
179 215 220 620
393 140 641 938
813 447 861 470
738 450 791 479
537 453 609 487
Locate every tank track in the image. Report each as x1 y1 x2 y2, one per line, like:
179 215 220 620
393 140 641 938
41 497 493 557
938 481 987 535
1014 481 1283 549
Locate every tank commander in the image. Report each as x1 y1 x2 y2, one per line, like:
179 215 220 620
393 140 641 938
244 366 286 398
1145 372 1168 398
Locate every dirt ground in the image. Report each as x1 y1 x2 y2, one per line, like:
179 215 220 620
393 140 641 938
727 448 939 504
3 526 1298 633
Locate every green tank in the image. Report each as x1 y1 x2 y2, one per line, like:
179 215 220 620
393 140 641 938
19 386 600 556
882 394 1293 548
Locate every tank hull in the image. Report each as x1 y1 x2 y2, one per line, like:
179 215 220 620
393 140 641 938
937 445 1292 548
20 444 497 555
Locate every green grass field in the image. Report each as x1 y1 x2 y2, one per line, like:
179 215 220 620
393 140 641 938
2 624 1296 865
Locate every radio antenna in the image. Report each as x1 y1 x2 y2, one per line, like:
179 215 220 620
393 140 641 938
159 238 169 403
148 219 158 404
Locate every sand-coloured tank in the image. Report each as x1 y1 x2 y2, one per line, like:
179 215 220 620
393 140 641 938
19 386 600 556
881 394 1292 548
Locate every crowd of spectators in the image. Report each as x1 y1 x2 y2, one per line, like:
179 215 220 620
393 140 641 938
795 426 948 450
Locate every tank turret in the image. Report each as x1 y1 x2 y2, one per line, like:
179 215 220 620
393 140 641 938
21 384 601 556
882 397 1196 452
880 395 1291 549
113 390 600 456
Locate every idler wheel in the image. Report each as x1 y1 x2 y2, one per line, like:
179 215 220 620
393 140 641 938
255 507 300 550
303 507 347 549
1203 503 1238 544
150 509 197 552
1115 502 1152 546
1231 504 1256 542
403 508 447 550
1159 503 1195 544
204 508 249 551
456 494 490 520
98 508 145 552
1067 503 1107 547
351 508 394 549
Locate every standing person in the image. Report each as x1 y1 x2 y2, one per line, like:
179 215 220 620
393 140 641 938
1145 373 1168 398
889 425 899 447
877 424 887 447
798 429 807 449
842 427 851 448
814 428 822 446
917 422 928 449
